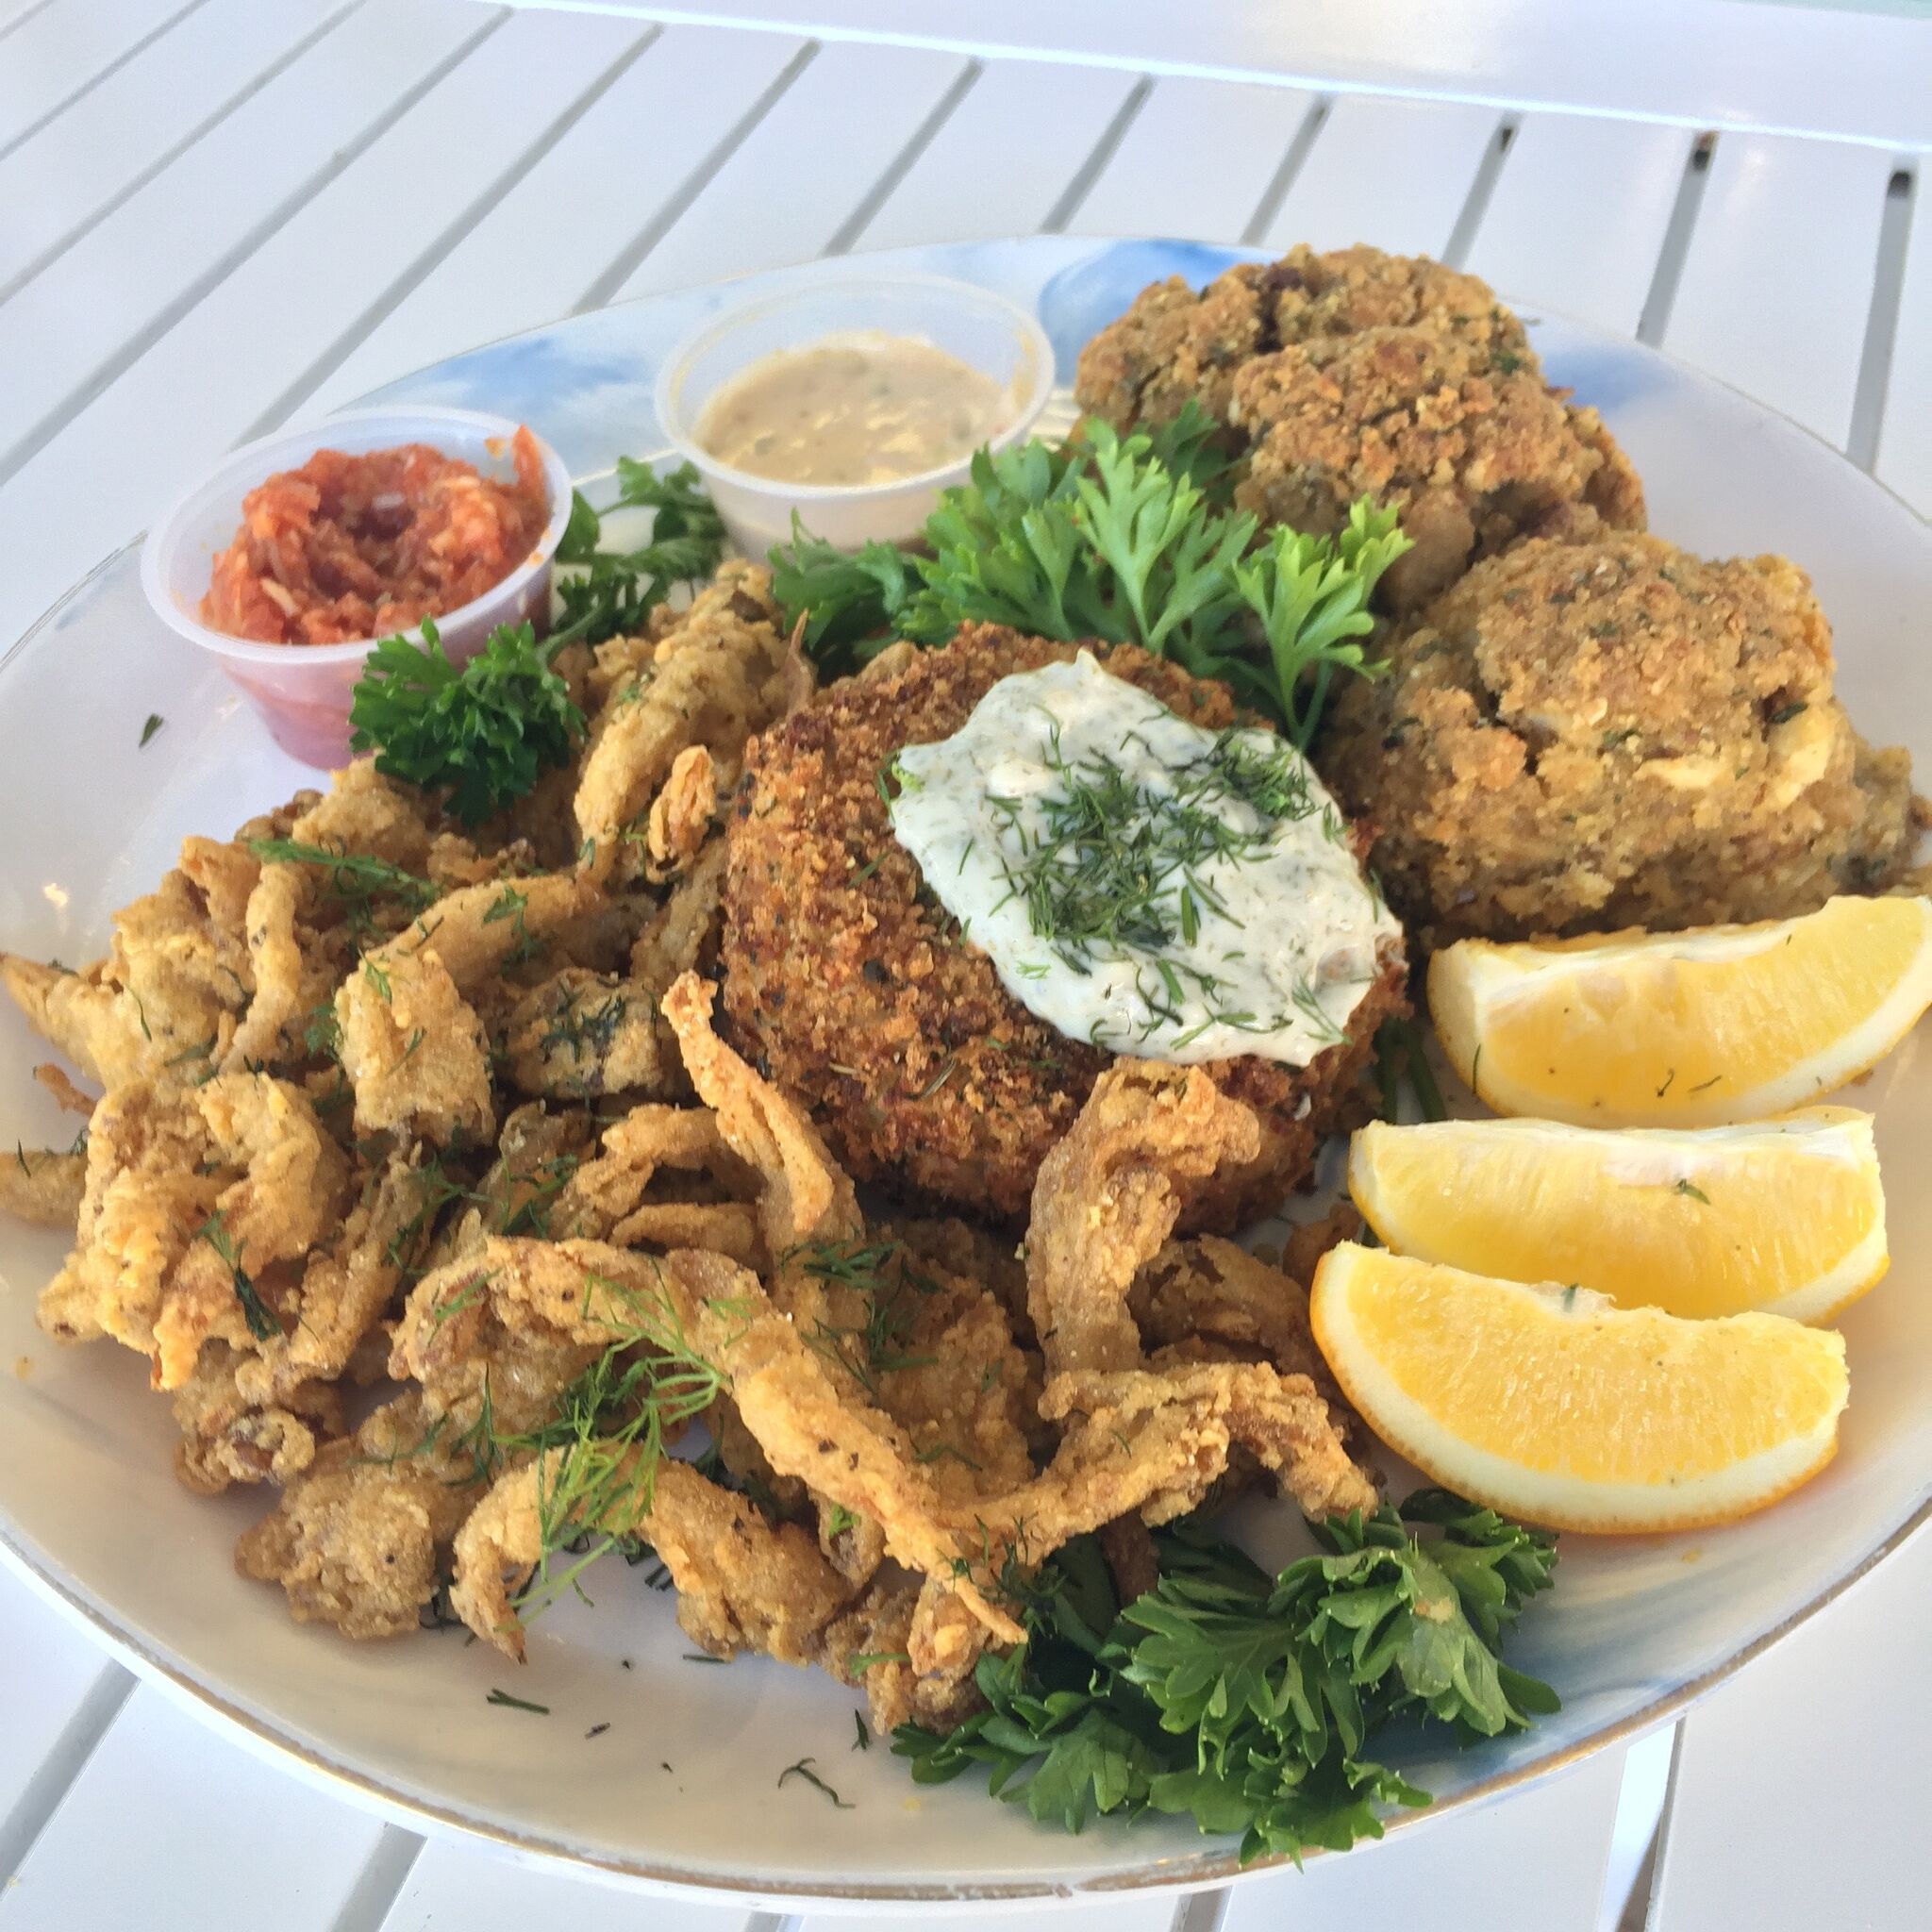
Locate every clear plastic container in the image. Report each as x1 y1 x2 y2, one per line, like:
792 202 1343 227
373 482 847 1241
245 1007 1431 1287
654 273 1056 559
140 408 575 770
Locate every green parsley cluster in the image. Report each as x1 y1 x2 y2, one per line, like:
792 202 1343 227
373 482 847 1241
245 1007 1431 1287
894 1492 1557 1863
771 402 1412 746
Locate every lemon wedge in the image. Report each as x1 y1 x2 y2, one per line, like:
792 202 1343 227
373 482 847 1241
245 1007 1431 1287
1348 1108 1886 1324
1428 895 1932 1127
1309 1242 1849 1533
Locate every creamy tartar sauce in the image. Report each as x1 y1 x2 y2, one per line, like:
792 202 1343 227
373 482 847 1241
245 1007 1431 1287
695 333 1008 487
888 654 1402 1065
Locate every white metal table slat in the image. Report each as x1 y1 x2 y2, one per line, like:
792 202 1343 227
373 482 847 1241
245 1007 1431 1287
1258 92 1501 259
0 0 208 153
1463 111 1694 338
1221 1743 1628 1932
379 1834 752 1932
1647 1523 1932 1932
0 2 637 650
1874 167 1932 523
850 58 1143 253
502 0 1932 150
0 0 500 493
0 1568 125 1871
0 0 346 302
299 21 810 419
0 1683 391 1930
1662 132 1897 449
1063 75 1318 244
610 38 969 301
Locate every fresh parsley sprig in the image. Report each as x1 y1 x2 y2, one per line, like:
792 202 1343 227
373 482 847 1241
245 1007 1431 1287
347 458 724 823
348 618 583 827
549 459 726 651
894 1493 1557 1864
1233 501 1411 745
770 401 1410 745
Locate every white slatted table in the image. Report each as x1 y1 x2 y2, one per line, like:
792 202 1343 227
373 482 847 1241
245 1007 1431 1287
0 2 1926 1926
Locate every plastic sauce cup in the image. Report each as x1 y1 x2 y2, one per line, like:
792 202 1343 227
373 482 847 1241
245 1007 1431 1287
654 273 1056 559
140 408 575 771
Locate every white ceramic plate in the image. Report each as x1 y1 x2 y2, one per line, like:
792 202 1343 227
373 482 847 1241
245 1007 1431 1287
2 239 1929 1906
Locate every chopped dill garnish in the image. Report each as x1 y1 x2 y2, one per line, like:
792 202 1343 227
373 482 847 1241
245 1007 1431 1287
139 713 164 748
539 982 629 1067
506 1267 738 1621
778 1757 854 1809
788 1238 940 1398
196 1207 279 1341
853 1712 871 1751
486 1689 550 1714
249 839 440 942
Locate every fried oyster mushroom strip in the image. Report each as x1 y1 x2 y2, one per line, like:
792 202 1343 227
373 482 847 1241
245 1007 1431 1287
1025 1062 1260 1379
333 874 598 1146
37 1073 350 1391
235 1241 620 1639
574 562 790 888
171 1341 342 1495
0 766 475 1098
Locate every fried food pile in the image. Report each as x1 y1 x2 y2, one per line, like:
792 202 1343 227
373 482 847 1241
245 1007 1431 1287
2 562 1374 1732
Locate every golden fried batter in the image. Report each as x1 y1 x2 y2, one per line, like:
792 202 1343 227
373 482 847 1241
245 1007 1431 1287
646 744 720 879
502 969 671 1101
171 1341 341 1495
1323 532 1918 943
575 563 788 887
453 1453 853 1663
1026 1064 1259 1378
234 1393 480 1640
0 1145 85 1227
42 1074 350 1390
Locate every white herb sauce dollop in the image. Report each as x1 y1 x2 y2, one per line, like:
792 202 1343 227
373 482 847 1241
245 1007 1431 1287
887 652 1401 1064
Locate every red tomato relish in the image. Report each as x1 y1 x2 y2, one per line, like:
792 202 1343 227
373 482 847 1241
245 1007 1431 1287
200 427 549 645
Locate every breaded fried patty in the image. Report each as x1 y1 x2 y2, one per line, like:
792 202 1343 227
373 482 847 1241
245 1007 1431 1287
1230 329 1644 614
721 626 1406 1229
1321 532 1918 947
1074 243 1644 614
1074 244 1534 432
